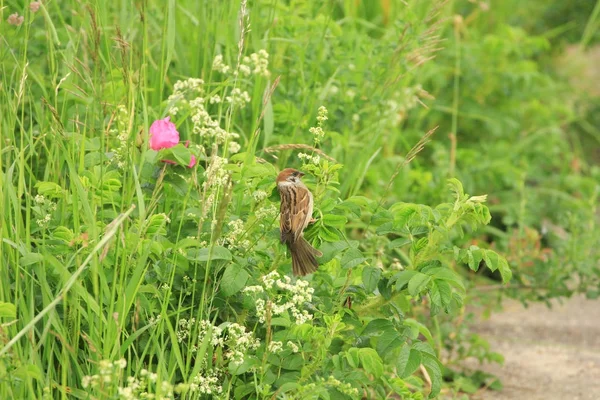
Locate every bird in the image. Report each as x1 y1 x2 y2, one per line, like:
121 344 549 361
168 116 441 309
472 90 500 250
276 168 322 276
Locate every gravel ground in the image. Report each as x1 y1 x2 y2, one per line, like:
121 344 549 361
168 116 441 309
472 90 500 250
467 295 600 400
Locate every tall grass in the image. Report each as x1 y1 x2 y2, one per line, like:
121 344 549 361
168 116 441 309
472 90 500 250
1 0 598 399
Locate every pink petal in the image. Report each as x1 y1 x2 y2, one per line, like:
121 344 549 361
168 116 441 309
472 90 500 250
188 155 197 168
149 117 180 150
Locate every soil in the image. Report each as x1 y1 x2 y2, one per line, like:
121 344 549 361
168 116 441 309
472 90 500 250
467 295 600 400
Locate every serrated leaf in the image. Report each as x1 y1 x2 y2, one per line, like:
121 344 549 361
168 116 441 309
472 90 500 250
425 267 465 292
318 240 353 264
362 319 394 336
393 270 418 291
358 348 384 378
400 347 422 378
346 348 360 368
376 221 398 235
408 272 431 296
362 267 381 293
319 225 341 242
483 249 512 282
341 248 367 269
376 328 404 355
168 144 192 166
188 246 232 262
435 280 453 308
35 181 64 198
404 319 434 344
322 214 347 229
422 353 443 398
220 264 249 297
388 237 412 250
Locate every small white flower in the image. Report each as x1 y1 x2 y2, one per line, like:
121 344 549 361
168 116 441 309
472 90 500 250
212 54 230 74
268 341 283 353
287 341 299 353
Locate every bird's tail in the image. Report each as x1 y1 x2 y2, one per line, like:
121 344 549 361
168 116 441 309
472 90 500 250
288 237 322 276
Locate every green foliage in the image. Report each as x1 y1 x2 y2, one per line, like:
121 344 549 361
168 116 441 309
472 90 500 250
0 0 598 399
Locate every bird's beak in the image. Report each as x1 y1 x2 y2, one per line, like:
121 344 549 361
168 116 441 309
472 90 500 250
297 171 305 177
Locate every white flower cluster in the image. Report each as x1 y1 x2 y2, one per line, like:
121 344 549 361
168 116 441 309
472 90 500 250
182 320 259 365
268 341 283 353
225 88 251 108
243 271 314 325
300 376 359 398
255 204 278 221
189 369 223 395
197 319 225 348
287 341 299 353
212 54 230 74
245 49 270 77
213 50 270 78
222 219 250 251
33 194 56 229
109 104 130 169
310 105 328 144
166 78 242 151
298 152 320 165
189 97 241 146
316 106 328 123
223 323 261 364
176 318 196 343
252 190 268 202
203 155 229 189
82 359 127 388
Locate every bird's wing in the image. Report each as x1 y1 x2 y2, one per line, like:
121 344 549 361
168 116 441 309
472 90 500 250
279 185 312 243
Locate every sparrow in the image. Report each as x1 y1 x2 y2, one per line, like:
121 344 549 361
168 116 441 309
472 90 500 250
276 168 322 276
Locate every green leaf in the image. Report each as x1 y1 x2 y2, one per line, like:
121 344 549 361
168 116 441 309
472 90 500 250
34 181 64 198
408 272 431 296
398 344 422 378
483 249 512 283
393 270 418 291
12 364 43 382
346 348 360 368
220 264 249 297
341 248 367 269
188 246 232 262
358 348 384 378
322 214 347 229
425 267 465 292
387 237 412 250
376 328 404 355
435 280 453 308
318 225 342 241
0 302 16 318
318 240 354 264
404 320 435 345
169 144 192 166
447 178 465 200
19 252 45 267
362 266 381 293
362 319 394 336
422 353 443 398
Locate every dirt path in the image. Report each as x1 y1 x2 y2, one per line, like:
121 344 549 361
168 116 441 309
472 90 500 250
468 295 600 400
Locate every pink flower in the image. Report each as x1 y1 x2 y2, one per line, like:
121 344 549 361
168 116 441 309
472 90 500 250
7 13 24 26
149 117 179 150
30 2 41 13
188 155 197 168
